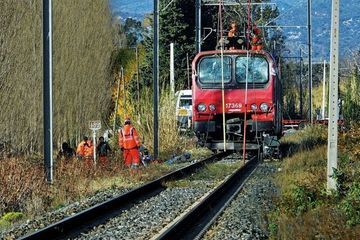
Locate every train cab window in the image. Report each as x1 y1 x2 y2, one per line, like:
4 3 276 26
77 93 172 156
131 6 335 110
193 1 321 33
235 56 268 84
180 98 192 107
199 56 232 84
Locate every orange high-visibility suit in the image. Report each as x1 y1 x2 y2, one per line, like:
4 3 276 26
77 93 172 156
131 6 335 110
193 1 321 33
250 27 263 51
76 140 94 167
118 124 141 167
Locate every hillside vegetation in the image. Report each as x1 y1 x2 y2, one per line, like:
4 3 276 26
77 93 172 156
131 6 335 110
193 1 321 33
270 125 360 239
0 0 115 153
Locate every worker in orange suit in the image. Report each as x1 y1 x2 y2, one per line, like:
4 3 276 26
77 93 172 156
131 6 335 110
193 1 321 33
250 27 263 51
76 136 94 167
118 117 141 170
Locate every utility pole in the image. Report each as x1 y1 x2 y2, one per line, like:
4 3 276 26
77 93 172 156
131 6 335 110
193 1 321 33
153 0 159 159
322 60 327 119
187 53 190 89
195 0 201 53
170 43 175 94
113 67 122 134
327 0 340 191
299 49 303 117
307 0 313 123
122 67 126 110
43 0 53 183
135 47 140 104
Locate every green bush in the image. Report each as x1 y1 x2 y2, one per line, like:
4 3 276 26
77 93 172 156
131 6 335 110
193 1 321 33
343 70 360 123
340 182 360 226
0 212 24 230
283 184 318 216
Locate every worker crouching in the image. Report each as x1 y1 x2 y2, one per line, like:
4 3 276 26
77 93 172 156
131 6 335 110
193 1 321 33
118 117 141 173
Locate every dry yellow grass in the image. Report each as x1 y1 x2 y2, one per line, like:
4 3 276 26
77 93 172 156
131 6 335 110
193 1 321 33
123 88 197 160
270 124 360 239
0 0 115 153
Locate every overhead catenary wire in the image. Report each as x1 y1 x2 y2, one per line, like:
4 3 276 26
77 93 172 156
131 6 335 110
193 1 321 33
242 0 251 163
218 0 227 152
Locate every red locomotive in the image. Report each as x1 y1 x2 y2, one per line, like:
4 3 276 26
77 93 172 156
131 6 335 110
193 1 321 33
192 49 282 151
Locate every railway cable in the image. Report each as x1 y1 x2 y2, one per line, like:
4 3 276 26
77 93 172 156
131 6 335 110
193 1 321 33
248 0 262 160
216 0 261 158
217 0 227 152
241 0 252 162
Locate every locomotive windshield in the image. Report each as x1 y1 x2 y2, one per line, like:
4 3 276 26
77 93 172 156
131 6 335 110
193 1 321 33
235 56 268 84
199 56 232 84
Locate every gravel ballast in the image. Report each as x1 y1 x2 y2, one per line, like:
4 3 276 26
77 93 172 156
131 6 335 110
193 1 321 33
203 161 279 240
75 187 210 240
1 155 279 240
1 187 130 239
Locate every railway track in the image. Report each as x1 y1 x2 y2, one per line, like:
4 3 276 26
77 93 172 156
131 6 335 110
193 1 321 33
152 154 260 240
19 150 263 240
19 152 230 240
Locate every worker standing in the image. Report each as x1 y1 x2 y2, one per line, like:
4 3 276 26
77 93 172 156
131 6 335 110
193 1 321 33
76 136 94 168
118 117 141 172
227 22 238 50
97 136 112 168
250 27 263 51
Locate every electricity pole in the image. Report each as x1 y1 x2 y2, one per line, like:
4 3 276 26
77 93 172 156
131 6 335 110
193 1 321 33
122 67 126 109
299 49 303 117
307 0 313 123
322 60 327 119
195 0 201 53
153 0 159 159
327 0 340 191
136 47 140 104
43 0 53 183
113 67 122 134
187 53 190 89
170 43 175 94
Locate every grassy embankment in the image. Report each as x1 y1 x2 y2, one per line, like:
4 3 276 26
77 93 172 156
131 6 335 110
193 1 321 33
0 90 209 232
0 147 210 232
269 125 360 239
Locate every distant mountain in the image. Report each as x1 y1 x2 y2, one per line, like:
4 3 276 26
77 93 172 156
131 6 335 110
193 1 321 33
109 0 360 59
273 0 360 60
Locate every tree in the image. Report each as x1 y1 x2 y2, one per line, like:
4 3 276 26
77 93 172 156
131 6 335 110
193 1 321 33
124 18 144 47
343 69 360 122
140 0 197 90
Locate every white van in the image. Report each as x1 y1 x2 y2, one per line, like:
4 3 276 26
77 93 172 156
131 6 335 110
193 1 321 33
175 90 192 130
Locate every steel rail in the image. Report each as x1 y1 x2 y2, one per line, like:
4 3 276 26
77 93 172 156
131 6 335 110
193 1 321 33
155 154 260 240
19 152 230 240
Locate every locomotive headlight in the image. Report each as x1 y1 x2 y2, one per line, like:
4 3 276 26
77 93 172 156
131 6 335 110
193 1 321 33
251 104 258 111
260 103 269 112
197 103 207 112
209 104 216 112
